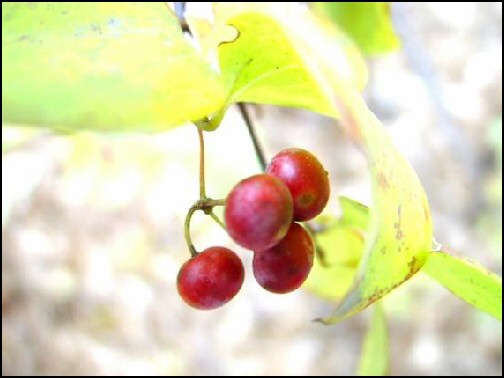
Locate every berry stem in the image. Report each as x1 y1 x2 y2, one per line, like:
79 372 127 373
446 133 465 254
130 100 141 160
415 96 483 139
209 211 226 230
184 205 198 257
238 103 267 172
184 198 226 257
184 123 228 256
196 126 206 200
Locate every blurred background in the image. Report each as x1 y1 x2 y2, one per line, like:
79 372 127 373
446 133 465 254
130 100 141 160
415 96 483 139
2 2 502 375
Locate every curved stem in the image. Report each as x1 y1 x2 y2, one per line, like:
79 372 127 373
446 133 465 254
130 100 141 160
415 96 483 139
238 103 267 171
183 198 227 257
184 205 198 257
197 126 206 199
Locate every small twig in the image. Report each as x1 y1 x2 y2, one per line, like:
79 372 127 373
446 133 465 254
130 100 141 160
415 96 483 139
238 103 267 171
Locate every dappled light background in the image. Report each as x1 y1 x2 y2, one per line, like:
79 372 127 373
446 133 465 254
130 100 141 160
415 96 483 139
2 2 502 375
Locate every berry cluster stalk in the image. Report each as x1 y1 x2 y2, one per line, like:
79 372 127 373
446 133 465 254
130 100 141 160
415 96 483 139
183 125 226 257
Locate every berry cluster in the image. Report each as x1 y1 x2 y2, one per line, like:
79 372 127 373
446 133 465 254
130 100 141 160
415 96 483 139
178 148 330 310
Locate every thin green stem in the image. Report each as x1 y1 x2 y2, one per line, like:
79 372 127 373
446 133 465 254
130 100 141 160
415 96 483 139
184 205 198 257
209 211 226 230
183 198 226 257
199 198 226 212
238 103 267 171
197 126 206 199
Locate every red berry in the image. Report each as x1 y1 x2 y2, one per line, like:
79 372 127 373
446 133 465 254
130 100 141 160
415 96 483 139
253 223 315 294
267 148 330 222
225 174 294 251
177 246 244 310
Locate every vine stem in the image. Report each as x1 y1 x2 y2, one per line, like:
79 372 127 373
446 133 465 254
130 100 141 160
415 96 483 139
238 103 267 171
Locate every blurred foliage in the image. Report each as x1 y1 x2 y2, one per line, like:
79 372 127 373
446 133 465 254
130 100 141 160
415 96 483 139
356 302 389 376
312 2 400 55
475 116 502 261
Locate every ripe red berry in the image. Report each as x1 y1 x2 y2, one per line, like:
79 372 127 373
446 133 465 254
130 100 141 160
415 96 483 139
267 148 330 222
253 223 315 294
177 246 244 310
225 173 294 251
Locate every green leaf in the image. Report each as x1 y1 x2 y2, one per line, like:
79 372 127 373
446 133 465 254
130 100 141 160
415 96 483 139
357 302 389 376
304 263 359 300
317 87 433 324
313 2 400 55
303 196 369 299
423 250 502 320
2 3 226 132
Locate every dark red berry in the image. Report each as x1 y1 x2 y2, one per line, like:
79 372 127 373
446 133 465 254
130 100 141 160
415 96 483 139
177 246 244 310
225 174 294 251
253 223 315 294
267 148 330 222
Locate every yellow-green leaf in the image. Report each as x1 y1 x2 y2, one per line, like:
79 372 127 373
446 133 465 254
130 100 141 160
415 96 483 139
303 196 369 300
338 195 370 230
220 12 333 113
357 302 390 376
303 224 364 300
219 4 367 106
423 250 502 320
356 302 389 376
188 3 367 130
2 3 226 132
317 88 433 324
313 2 400 55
